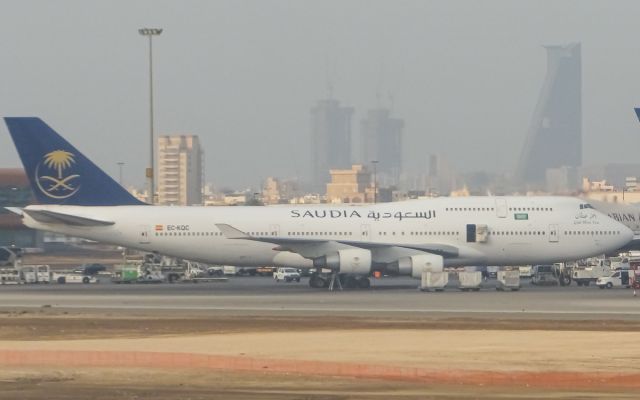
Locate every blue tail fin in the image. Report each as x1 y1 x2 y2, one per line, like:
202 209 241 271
635 108 640 122
4 117 146 206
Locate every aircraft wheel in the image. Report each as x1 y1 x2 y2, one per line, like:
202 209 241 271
357 277 371 289
309 275 325 289
342 275 357 289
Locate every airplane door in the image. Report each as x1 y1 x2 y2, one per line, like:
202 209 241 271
548 224 559 243
361 224 371 241
269 224 280 237
139 225 151 244
495 199 507 218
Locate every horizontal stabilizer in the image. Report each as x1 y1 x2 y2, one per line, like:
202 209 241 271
23 209 114 226
4 207 23 216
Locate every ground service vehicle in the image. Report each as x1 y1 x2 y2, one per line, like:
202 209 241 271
274 267 301 282
53 272 97 284
596 270 631 289
73 263 106 275
20 265 50 284
572 264 611 286
518 266 533 278
497 270 521 291
531 265 558 285
256 266 276 276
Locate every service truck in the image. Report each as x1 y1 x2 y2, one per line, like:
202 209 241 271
572 263 611 286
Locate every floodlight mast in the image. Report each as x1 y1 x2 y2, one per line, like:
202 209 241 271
138 27 163 204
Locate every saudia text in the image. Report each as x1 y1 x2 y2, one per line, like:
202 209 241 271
290 210 435 221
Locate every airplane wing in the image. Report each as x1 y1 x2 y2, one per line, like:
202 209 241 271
215 223 459 258
21 209 115 227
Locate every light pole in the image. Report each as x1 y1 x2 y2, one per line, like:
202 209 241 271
139 27 163 204
371 160 378 204
117 162 125 186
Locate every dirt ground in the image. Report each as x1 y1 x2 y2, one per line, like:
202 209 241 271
1 310 640 399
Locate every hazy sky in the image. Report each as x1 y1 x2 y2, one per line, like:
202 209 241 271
2 0 640 189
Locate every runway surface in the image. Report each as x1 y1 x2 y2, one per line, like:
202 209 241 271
1 276 639 319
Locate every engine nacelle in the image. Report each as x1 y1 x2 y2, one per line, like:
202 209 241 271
397 254 444 279
314 249 372 275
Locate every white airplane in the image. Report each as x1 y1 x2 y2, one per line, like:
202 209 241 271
3 118 634 288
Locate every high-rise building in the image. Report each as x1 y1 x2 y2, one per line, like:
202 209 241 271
157 135 203 206
426 154 459 196
516 43 582 186
360 108 403 185
310 99 354 191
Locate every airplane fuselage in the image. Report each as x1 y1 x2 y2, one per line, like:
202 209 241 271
20 196 633 270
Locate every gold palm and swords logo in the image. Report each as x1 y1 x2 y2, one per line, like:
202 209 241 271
35 150 81 199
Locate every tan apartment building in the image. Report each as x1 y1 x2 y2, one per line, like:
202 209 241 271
326 164 374 203
157 135 203 205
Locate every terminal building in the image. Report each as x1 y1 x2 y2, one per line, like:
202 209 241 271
157 135 203 206
516 43 582 188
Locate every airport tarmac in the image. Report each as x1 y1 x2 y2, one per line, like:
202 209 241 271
2 276 640 399
0 276 639 319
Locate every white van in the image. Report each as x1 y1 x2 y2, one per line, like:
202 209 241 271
596 270 631 289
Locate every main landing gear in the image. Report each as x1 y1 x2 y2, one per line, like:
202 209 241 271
308 272 371 291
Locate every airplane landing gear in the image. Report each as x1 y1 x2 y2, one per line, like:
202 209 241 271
357 277 371 289
308 272 371 291
309 273 326 289
328 272 343 291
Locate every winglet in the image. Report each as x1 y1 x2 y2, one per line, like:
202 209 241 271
215 223 250 239
635 108 640 122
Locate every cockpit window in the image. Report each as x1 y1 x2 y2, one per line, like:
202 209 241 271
579 204 594 209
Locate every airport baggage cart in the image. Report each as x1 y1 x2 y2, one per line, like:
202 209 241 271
458 271 482 291
497 270 520 291
111 265 140 283
420 271 448 292
0 268 21 284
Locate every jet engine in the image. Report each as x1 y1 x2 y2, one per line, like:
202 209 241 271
396 254 444 279
314 249 372 275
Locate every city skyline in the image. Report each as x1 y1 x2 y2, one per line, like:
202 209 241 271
2 1 640 189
